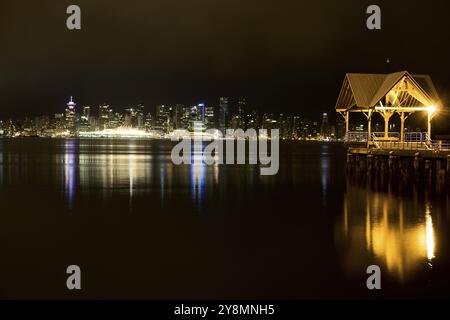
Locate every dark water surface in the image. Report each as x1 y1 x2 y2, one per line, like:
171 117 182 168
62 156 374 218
0 138 449 299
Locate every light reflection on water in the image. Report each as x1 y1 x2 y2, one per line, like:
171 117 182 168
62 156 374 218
336 178 438 282
1 138 450 297
64 140 76 209
320 144 330 201
58 139 226 210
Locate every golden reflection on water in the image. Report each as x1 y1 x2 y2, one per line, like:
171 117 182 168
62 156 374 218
58 140 225 209
336 182 437 282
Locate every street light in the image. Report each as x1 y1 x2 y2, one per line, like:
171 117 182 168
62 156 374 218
428 105 437 113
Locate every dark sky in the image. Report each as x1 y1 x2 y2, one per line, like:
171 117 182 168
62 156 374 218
1 0 450 123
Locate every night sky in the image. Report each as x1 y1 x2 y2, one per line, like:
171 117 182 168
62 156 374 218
1 0 450 125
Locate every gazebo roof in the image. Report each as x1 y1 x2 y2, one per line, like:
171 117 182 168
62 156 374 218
335 71 440 111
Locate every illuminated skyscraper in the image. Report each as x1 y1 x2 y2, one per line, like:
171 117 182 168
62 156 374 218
124 108 137 127
180 105 191 130
320 113 330 138
136 103 145 129
155 105 172 133
198 103 206 123
145 113 153 131
238 97 246 126
218 97 229 132
98 105 110 129
65 96 77 132
205 105 215 129
172 104 184 130
80 106 91 131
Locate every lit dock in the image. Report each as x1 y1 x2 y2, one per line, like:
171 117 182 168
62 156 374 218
335 70 448 180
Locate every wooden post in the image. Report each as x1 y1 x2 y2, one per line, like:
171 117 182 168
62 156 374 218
345 112 349 135
447 155 450 178
436 159 446 190
436 159 442 179
400 112 405 143
346 150 352 167
367 110 372 147
382 111 392 139
425 159 432 181
414 152 421 179
367 154 373 174
427 111 432 143
388 151 397 173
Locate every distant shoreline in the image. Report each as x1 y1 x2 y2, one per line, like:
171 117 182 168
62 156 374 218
0 136 344 143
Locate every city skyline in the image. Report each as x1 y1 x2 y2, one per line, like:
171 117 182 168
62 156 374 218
1 1 450 122
2 93 441 140
0 95 338 140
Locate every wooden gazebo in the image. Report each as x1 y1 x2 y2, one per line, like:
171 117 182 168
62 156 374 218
335 71 441 143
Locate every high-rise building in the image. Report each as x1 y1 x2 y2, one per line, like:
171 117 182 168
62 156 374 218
198 103 206 123
54 113 65 131
246 110 259 130
230 115 241 130
65 96 77 132
82 106 91 120
171 104 183 130
109 112 123 129
34 115 49 136
336 116 345 140
320 113 330 138
218 97 229 132
2 119 16 137
124 103 145 130
145 113 153 131
278 114 291 139
190 105 202 122
98 105 110 129
205 105 215 129
136 103 145 129
80 106 91 131
237 97 247 129
124 108 139 127
261 113 277 131
310 121 320 137
292 116 301 139
177 105 190 130
155 105 172 133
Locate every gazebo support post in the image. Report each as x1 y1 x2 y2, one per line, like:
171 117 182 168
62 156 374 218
345 111 349 135
381 110 393 140
427 110 432 143
400 112 405 143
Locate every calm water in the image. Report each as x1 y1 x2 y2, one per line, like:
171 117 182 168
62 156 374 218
0 138 449 299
